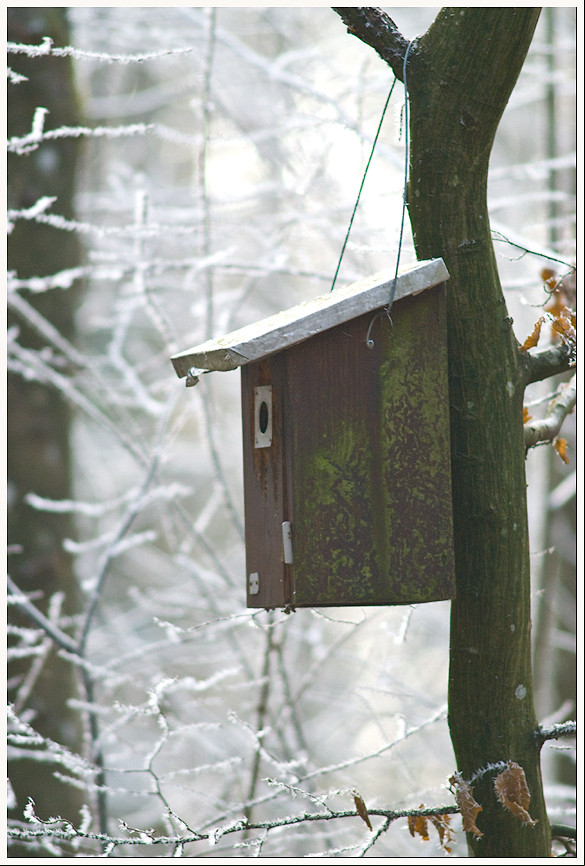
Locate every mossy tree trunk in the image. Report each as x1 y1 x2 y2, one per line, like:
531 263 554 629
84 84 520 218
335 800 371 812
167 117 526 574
408 9 547 857
8 7 84 828
333 6 573 856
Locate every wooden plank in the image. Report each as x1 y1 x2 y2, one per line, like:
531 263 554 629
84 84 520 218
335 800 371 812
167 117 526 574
279 284 454 607
171 258 448 378
242 358 292 609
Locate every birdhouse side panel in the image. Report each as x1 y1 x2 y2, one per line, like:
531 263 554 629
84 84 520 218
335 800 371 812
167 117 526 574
241 358 292 608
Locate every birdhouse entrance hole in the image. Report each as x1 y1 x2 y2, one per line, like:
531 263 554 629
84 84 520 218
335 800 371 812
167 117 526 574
254 386 273 448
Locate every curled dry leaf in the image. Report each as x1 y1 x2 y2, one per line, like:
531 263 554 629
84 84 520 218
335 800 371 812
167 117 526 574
519 317 545 352
553 437 569 465
543 266 576 354
408 808 429 841
449 774 483 838
551 309 576 347
408 808 453 853
546 289 567 319
430 813 454 854
493 761 538 827
521 267 577 355
541 267 559 291
543 267 577 316
353 791 372 830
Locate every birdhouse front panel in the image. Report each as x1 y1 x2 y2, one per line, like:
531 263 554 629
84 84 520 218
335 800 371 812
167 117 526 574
241 355 293 610
240 284 454 608
171 258 455 610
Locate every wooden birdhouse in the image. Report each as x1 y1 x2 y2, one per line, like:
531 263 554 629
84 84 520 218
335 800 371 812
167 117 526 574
171 258 454 610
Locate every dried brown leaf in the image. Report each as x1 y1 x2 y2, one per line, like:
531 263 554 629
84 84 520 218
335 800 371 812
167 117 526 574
430 813 454 854
353 791 372 831
541 267 559 290
544 266 576 317
408 807 429 841
551 309 576 346
545 291 567 319
519 317 545 352
553 437 569 465
494 761 538 827
523 406 532 423
450 774 483 838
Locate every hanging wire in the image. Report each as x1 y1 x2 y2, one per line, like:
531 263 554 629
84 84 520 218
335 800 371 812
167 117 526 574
386 39 414 311
331 39 415 301
330 78 397 292
365 39 415 348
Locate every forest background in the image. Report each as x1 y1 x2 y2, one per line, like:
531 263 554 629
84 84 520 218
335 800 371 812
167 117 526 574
7 6 576 858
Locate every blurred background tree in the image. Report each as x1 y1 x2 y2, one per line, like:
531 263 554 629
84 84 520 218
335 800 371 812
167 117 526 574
7 6 84 838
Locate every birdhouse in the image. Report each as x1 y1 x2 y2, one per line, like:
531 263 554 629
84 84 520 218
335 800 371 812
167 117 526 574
171 258 454 610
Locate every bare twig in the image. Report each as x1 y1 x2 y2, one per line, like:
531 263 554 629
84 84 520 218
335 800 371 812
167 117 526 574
243 613 275 828
76 423 166 653
11 593 66 715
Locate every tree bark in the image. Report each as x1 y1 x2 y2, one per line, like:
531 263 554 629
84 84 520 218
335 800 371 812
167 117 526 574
334 6 568 856
7 7 84 831
408 9 548 857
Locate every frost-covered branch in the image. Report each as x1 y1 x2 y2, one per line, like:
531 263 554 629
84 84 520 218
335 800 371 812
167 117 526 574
7 578 78 654
8 196 197 237
524 376 576 448
8 115 154 154
243 620 274 827
8 799 458 856
194 704 448 836
77 409 172 653
534 720 576 746
8 338 148 465
7 36 191 63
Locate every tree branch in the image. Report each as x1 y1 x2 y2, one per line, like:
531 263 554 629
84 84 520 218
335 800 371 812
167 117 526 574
524 376 576 448
243 615 274 829
8 801 459 854
331 7 410 79
550 823 577 841
521 343 574 385
7 576 78 655
534 720 576 747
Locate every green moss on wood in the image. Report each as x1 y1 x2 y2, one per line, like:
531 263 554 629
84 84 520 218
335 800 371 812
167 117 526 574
293 290 454 607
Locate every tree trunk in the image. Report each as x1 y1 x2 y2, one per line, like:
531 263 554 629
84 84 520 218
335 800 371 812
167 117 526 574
334 6 553 856
7 7 84 829
406 9 549 856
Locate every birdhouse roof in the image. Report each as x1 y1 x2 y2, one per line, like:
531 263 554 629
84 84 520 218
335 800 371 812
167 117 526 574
171 258 448 378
